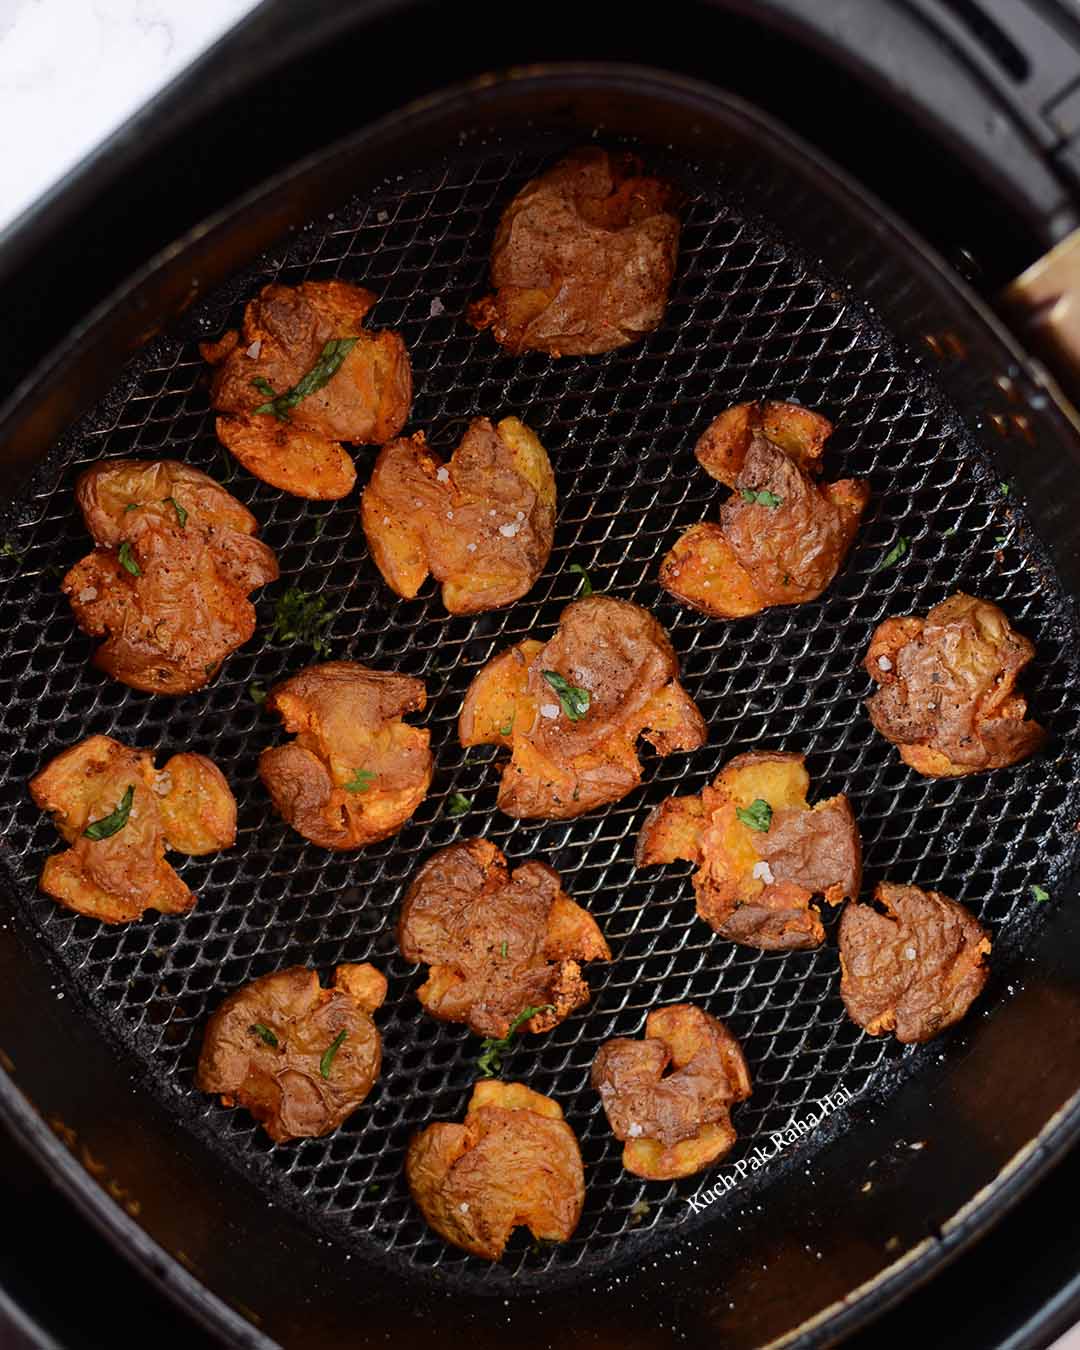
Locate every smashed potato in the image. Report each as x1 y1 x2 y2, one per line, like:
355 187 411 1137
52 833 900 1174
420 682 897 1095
30 734 236 923
201 279 412 499
259 661 431 850
636 751 860 949
63 459 278 694
406 1080 584 1260
659 401 869 618
469 148 680 357
196 963 386 1142
839 882 990 1043
865 592 1045 776
361 416 555 614
592 1003 751 1179
397 837 610 1038
459 595 706 819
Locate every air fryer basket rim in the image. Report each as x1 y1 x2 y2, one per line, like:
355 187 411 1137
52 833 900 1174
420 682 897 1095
1 62 1079 1350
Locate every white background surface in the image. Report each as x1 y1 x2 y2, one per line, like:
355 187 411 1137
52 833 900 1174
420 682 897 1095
1 3 1079 1347
0 0 259 233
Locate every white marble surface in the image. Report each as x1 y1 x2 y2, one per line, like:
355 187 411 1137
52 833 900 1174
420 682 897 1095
2 5 1080 1347
0 0 259 233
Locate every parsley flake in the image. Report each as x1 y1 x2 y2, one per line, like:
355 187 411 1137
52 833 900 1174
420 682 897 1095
320 1030 348 1079
270 586 332 656
476 1004 555 1078
1031 885 1050 903
249 682 267 705
447 792 472 817
118 540 141 576
253 338 359 422
344 767 376 793
569 563 593 596
84 784 135 841
739 487 782 509
250 1023 278 1048
163 496 187 528
735 798 772 833
542 670 590 721
873 537 908 573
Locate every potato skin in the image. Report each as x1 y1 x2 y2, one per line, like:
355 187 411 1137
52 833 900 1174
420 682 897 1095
196 963 387 1142
361 416 555 615
839 882 990 1043
202 279 412 499
406 1080 584 1260
64 459 279 695
469 148 680 356
397 837 609 1038
636 751 861 950
259 661 431 850
29 734 236 923
865 592 1044 776
592 1004 751 1180
660 401 868 619
459 596 706 819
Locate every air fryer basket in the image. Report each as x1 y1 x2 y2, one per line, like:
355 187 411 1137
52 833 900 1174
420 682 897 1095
1 68 1080 1350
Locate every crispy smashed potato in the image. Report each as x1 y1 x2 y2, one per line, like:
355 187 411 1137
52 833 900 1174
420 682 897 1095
839 882 990 1043
659 401 869 618
865 592 1045 776
361 416 555 614
196 963 387 1142
259 661 431 850
397 837 610 1038
469 148 680 357
406 1080 584 1260
30 734 236 923
459 595 706 819
63 459 278 694
636 751 861 949
592 1003 751 1179
201 279 412 499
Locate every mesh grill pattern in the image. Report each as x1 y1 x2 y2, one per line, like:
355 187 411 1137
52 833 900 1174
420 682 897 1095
0 140 1077 1291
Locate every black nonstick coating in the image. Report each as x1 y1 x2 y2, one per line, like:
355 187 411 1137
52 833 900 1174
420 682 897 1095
1 118 1078 1303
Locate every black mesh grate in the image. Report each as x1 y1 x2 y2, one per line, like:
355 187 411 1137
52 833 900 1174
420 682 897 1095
0 139 1078 1292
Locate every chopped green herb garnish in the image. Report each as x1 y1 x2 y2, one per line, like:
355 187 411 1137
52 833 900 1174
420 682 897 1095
739 487 782 509
943 526 958 538
313 516 327 538
367 1183 380 1195
629 1199 650 1224
542 670 590 721
1031 885 1050 903
249 682 267 705
995 534 1009 548
83 784 135 841
163 496 187 528
320 1030 348 1079
447 792 472 817
253 338 359 422
569 563 593 597
250 1023 278 1048
1000 483 1011 496
344 767 376 794
500 940 509 958
124 502 141 513
270 586 332 655
873 536 908 573
476 1003 555 1078
497 714 515 736
735 798 772 833
117 540 141 577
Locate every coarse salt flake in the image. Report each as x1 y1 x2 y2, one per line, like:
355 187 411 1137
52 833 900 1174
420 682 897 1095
459 1202 469 1213
751 861 775 885
878 655 893 671
466 542 477 553
382 516 390 526
78 587 98 602
539 703 560 719
435 467 450 483
429 298 445 318
498 522 519 538
904 946 917 960
246 339 262 359
516 510 525 520
446 510 454 520
153 772 173 797
627 1123 644 1138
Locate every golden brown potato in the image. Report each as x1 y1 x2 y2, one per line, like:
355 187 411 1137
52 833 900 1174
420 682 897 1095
865 592 1045 776
406 1080 584 1260
63 459 279 695
592 1003 751 1179
659 401 869 618
360 416 555 614
459 595 706 819
201 279 412 499
468 148 680 357
259 660 431 850
839 882 990 1043
636 751 861 949
29 734 236 923
397 837 610 1038
196 963 386 1142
